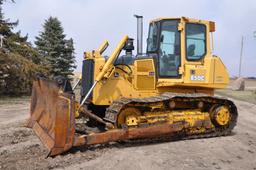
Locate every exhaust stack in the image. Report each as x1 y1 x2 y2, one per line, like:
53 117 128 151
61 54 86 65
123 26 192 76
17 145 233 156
134 15 143 55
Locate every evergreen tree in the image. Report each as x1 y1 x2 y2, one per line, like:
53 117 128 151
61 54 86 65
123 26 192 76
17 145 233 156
35 17 76 78
0 0 42 64
0 0 17 37
0 0 27 43
0 0 48 95
62 38 76 77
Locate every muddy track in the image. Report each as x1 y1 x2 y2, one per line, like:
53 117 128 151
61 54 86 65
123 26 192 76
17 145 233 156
105 92 238 138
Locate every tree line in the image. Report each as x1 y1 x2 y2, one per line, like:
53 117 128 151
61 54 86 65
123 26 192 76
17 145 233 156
0 0 76 95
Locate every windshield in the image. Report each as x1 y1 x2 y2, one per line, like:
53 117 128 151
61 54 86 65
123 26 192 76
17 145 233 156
147 23 158 52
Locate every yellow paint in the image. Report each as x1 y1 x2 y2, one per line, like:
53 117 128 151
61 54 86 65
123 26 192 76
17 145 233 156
75 101 80 118
95 35 129 82
81 17 229 106
118 108 211 134
117 108 141 127
215 106 230 126
126 115 139 126
98 40 109 54
134 59 156 90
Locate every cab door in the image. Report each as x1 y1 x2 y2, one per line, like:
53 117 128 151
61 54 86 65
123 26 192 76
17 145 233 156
158 20 181 78
157 20 183 86
183 20 209 84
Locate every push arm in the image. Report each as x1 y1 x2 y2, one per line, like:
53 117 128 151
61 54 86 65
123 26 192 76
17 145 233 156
80 35 129 106
95 35 128 81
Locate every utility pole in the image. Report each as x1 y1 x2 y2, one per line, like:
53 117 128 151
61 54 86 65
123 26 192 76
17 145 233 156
0 35 3 48
238 36 244 77
254 31 256 38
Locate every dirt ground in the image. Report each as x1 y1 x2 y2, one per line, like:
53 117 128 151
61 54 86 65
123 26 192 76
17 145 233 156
0 97 256 170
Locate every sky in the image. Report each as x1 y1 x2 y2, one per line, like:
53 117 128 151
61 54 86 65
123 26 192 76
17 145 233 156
4 0 256 77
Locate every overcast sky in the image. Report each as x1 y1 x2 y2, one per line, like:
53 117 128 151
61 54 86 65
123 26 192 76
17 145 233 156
4 0 256 77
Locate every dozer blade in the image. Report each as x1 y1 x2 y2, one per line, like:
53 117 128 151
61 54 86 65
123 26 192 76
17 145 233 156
27 78 76 156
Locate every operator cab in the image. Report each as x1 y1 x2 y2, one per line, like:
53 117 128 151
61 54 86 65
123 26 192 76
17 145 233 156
147 18 209 79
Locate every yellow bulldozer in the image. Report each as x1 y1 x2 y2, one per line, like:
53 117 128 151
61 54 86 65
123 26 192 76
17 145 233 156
27 16 238 156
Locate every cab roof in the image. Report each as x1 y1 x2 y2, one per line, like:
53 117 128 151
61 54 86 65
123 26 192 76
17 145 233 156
151 17 211 23
150 17 215 32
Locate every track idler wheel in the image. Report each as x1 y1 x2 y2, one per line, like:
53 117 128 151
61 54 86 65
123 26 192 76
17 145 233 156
117 107 141 128
211 105 231 127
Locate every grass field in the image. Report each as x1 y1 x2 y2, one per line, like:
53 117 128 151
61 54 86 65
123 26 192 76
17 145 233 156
216 89 256 104
216 78 256 104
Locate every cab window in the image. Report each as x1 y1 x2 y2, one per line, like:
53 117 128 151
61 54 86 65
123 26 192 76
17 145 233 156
186 23 206 61
147 23 158 52
158 20 181 77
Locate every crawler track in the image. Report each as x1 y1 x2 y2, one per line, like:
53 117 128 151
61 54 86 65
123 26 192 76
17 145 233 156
104 92 238 140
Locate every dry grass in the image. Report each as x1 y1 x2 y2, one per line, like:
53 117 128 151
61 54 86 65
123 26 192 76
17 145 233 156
217 78 256 104
216 89 256 104
0 96 30 106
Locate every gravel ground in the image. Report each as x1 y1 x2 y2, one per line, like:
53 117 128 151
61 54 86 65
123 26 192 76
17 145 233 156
0 97 256 170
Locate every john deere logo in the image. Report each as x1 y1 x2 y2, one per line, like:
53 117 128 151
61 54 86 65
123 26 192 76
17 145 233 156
149 72 155 76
